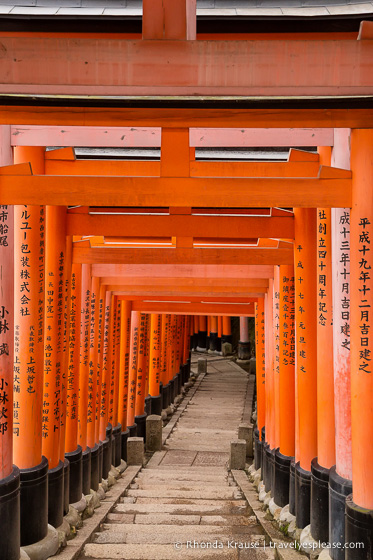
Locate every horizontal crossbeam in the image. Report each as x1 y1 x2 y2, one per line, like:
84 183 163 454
129 300 255 316
92 264 275 279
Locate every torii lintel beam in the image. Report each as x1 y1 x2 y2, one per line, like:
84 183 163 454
129 300 255 317
2 107 373 129
100 277 269 289
1 38 372 98
92 264 274 279
0 175 351 208
73 247 293 265
10 126 334 148
67 214 294 240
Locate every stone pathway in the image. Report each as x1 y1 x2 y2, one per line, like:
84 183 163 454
81 356 275 559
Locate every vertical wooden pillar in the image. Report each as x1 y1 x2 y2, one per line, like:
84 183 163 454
197 315 207 351
13 147 50 547
65 263 83 504
254 298 265 472
43 205 66 528
273 267 281 452
274 265 295 508
217 315 223 352
0 126 20 560
222 316 232 346
134 313 147 439
331 129 353 559
110 297 122 468
294 208 317 529
263 280 275 492
95 283 105 482
149 314 162 416
79 263 91 495
161 314 171 410
345 129 373 558
88 276 100 489
127 311 140 436
143 0 196 40
238 316 251 361
209 315 218 352
100 290 112 478
118 300 131 460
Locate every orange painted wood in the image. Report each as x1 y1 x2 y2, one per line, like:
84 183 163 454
45 147 75 161
108 286 267 298
46 159 160 177
127 311 140 428
255 299 266 441
294 208 317 470
190 161 321 177
265 281 275 449
278 264 295 457
0 201 13 478
210 316 218 334
317 147 336 470
161 128 190 177
113 298 122 428
108 295 118 426
101 277 270 289
143 0 196 40
0 175 352 208
135 313 147 417
0 162 32 175
94 283 105 444
0 38 372 97
99 291 112 441
87 276 100 448
118 300 131 430
66 263 81 453
78 264 91 452
73 247 293 266
273 267 280 449
148 314 162 397
13 204 45 469
42 206 66 469
218 316 222 338
350 129 373 509
66 213 294 240
2 106 373 129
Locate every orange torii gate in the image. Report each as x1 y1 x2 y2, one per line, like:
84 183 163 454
0 2 372 560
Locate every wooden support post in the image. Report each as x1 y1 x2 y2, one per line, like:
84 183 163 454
110 296 121 468
274 265 295 509
0 126 19 560
222 316 232 348
79 263 91 495
311 146 336 543
134 313 147 440
294 208 317 529
149 314 162 416
330 129 353 559
161 314 171 410
65 263 83 503
238 317 250 361
95 283 105 480
88 276 100 489
346 129 373 558
254 299 266 472
263 279 275 493
273 266 281 456
142 0 196 40
100 290 112 479
127 311 140 436
118 299 131 461
197 315 207 351
193 315 198 350
209 315 218 353
217 315 223 353
43 205 66 528
13 147 50 548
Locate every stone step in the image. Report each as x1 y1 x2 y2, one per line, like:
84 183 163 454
83 542 240 559
134 498 249 508
136 472 229 483
94 524 264 544
115 502 248 515
126 488 242 500
133 482 235 491
145 465 227 472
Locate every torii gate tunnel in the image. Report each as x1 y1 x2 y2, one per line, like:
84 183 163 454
0 1 372 559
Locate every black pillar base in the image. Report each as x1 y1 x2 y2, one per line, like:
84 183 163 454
254 428 262 471
180 365 186 386
263 442 270 491
102 438 111 479
144 396 151 416
295 461 311 529
289 459 296 516
48 460 64 529
186 358 191 380
274 450 293 508
169 378 175 403
310 458 330 543
82 447 91 496
177 370 182 395
121 428 130 462
20 456 48 546
238 341 251 361
162 383 170 409
128 423 137 437
209 332 218 352
65 445 82 504
260 427 266 481
206 335 210 351
98 441 103 483
135 414 147 441
112 424 122 468
329 466 352 560
63 458 70 516
216 337 222 352
270 447 276 491
221 334 233 345
345 494 373 560
90 443 100 491
192 334 198 350
150 395 163 416
197 330 207 351
0 465 20 560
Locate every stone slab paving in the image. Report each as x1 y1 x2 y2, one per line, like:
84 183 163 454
79 356 275 560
